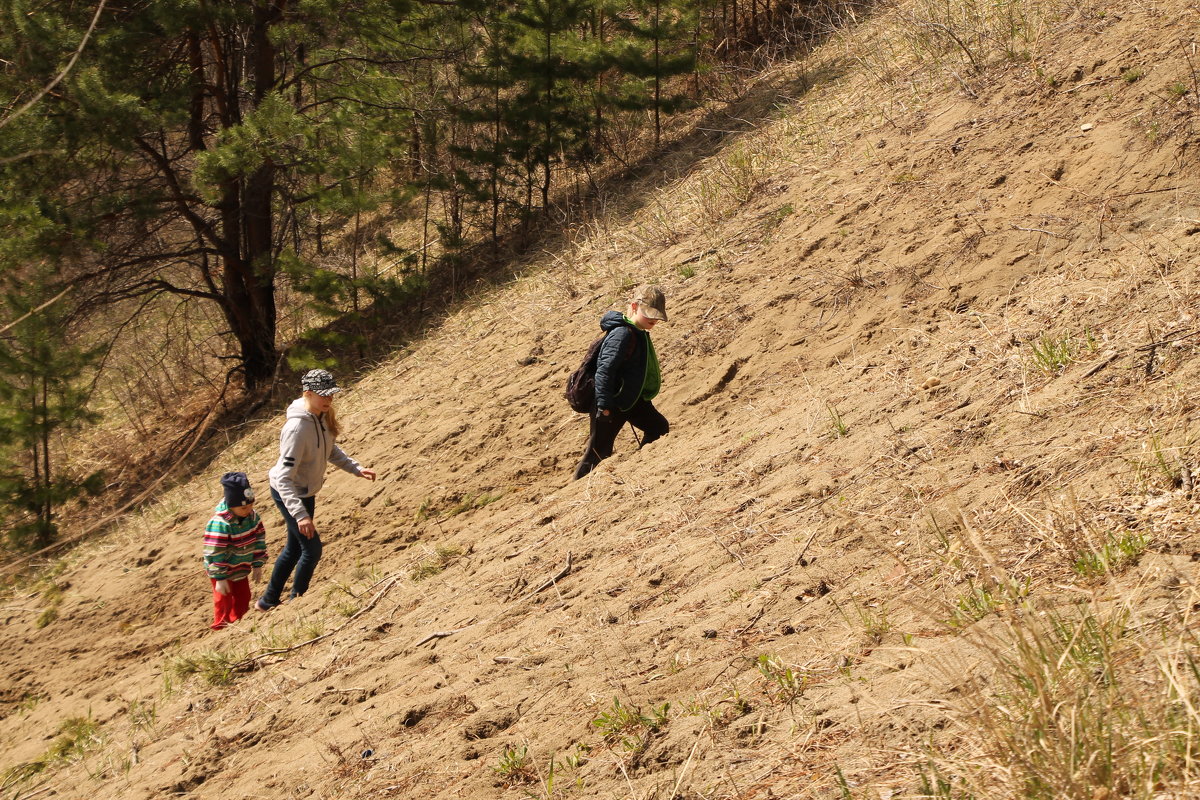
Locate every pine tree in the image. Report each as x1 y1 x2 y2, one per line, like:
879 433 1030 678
450 0 523 248
504 0 603 212
0 0 423 391
608 0 699 149
0 274 102 550
0 0 733 404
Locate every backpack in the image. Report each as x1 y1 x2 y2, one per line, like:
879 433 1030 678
565 329 635 413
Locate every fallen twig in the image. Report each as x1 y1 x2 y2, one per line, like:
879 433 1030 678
1011 225 1067 239
797 528 821 561
1080 351 1120 379
669 733 705 799
680 247 717 265
234 574 401 670
1134 329 1200 351
1064 77 1111 92
1112 186 1182 199
414 553 575 647
413 623 476 647
761 529 819 583
530 551 573 595
736 605 766 635
713 533 745 566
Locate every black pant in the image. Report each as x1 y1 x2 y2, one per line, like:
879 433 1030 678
574 399 669 480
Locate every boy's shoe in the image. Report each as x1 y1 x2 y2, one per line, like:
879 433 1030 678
255 599 274 612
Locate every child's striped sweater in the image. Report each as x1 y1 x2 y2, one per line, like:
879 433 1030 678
203 502 267 580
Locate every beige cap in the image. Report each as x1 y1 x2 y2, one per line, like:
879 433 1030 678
633 285 667 321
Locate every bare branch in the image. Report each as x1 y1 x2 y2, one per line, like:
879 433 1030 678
82 293 160 402
88 278 224 304
0 0 108 131
281 53 443 90
0 286 73 336
132 136 224 250
67 248 217 286
0 149 56 166
297 96 419 114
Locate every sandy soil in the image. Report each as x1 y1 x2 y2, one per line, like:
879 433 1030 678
3 2 1200 798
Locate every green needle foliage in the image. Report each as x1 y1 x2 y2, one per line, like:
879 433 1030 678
0 0 811 397
0 0 848 527
0 273 103 550
0 0 427 390
608 0 699 148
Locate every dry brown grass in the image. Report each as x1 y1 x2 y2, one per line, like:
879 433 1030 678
5 0 1200 798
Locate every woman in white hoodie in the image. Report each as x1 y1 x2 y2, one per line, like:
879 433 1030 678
257 370 376 611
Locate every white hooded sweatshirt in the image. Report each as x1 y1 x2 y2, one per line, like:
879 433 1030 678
268 398 363 522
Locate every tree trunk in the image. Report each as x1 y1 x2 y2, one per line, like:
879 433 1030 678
541 19 553 212
491 72 501 250
187 33 206 151
421 179 431 273
593 6 605 159
229 299 278 390
227 1 284 391
654 0 662 149
39 373 52 547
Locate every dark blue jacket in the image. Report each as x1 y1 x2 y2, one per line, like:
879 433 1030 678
594 311 650 412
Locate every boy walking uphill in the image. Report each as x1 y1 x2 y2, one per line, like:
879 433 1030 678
203 472 266 630
574 285 670 480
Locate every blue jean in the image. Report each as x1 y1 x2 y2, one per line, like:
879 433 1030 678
259 488 320 608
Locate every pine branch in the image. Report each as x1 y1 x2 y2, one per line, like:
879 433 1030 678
281 54 443 90
0 150 56 166
0 0 108 131
0 288 73 337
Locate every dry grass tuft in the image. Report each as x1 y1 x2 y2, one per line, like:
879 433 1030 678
929 593 1200 799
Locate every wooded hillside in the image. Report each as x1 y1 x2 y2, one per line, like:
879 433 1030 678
0 0 841 550
2 0 1199 798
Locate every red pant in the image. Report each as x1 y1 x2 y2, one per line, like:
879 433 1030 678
211 577 251 630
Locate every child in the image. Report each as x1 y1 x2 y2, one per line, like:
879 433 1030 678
256 369 376 611
203 472 266 630
574 285 670 480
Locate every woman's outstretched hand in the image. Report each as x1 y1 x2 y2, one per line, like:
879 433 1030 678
360 469 376 481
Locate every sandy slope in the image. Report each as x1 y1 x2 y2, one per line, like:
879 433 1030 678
3 2 1200 798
